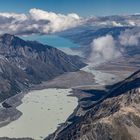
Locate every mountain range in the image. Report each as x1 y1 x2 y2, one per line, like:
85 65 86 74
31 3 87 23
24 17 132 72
0 16 140 140
0 34 86 102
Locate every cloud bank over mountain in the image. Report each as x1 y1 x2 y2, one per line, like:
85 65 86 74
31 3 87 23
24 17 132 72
0 8 83 35
119 28 140 46
0 8 140 35
89 27 140 65
89 35 121 65
86 14 140 27
0 9 140 36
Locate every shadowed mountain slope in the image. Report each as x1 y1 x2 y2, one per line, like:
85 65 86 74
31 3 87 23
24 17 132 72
46 70 140 140
0 34 86 102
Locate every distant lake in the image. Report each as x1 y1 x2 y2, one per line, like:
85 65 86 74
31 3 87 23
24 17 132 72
21 35 79 48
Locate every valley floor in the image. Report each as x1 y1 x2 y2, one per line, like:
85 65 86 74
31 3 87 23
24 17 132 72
0 89 78 140
0 64 135 140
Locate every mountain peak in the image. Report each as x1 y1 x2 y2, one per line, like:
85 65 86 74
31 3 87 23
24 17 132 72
0 33 21 46
0 33 15 40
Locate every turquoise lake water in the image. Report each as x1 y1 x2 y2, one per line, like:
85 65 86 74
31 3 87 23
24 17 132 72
21 35 79 48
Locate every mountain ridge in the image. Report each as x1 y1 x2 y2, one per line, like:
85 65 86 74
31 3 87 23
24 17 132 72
46 69 140 140
0 33 86 102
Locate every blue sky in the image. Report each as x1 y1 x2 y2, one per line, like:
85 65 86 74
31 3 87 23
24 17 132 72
0 0 140 16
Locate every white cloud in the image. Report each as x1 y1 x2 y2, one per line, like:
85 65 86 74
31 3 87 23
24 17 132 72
0 10 140 36
112 21 123 27
119 29 140 46
29 8 82 33
0 8 83 35
89 35 121 65
86 15 140 27
0 12 27 21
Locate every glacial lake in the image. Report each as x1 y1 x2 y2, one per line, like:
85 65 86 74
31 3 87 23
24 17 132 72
21 34 79 48
0 88 78 139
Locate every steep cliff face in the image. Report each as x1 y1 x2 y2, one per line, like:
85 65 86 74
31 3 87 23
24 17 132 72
0 34 86 102
0 56 28 102
46 70 140 140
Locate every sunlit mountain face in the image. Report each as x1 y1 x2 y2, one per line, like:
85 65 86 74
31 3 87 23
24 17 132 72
0 1 140 140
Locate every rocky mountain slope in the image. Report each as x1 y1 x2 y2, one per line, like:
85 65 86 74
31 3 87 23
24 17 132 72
46 69 140 140
0 34 86 102
0 138 33 140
